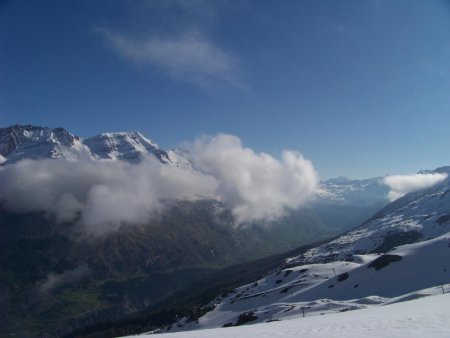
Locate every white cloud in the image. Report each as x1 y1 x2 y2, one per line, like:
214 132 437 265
383 173 448 201
0 134 318 232
185 134 319 223
96 28 246 90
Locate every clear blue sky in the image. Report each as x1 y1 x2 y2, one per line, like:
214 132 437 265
1 0 449 179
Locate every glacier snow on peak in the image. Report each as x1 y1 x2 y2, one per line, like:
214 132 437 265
0 124 188 166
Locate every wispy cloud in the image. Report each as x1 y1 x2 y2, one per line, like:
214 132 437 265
38 265 91 293
95 28 246 90
383 173 448 201
94 0 247 90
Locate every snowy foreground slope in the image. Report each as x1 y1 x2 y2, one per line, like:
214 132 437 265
130 293 450 338
154 232 450 333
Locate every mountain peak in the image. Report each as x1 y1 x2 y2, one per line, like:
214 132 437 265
317 175 388 206
324 176 352 184
86 131 158 147
0 124 180 166
84 131 167 163
0 124 82 161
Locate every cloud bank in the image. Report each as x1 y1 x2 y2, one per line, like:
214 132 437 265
0 134 318 233
383 173 448 201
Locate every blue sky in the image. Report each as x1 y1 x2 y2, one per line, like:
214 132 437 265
1 0 450 179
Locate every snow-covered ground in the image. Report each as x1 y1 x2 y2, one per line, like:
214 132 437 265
157 231 450 333
129 292 450 338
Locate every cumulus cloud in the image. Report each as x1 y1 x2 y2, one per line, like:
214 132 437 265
96 28 246 90
383 173 448 201
185 134 319 223
38 265 91 293
0 134 318 233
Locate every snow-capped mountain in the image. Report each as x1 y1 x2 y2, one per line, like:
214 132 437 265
83 131 171 163
0 124 183 166
316 176 389 206
161 169 450 332
310 177 390 232
0 124 88 163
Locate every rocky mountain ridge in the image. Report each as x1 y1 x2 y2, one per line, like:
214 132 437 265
0 124 177 165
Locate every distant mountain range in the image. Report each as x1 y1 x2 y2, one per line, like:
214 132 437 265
317 176 389 206
312 176 389 233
